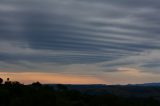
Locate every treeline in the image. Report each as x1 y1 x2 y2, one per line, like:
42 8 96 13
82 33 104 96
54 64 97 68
0 78 160 106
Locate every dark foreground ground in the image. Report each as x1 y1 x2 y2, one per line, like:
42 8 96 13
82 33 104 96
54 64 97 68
1 82 160 106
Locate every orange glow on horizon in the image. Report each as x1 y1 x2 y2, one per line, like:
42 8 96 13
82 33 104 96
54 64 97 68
0 72 106 84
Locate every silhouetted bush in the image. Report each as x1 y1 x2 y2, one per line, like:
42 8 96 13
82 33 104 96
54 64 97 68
31 81 42 87
0 78 3 84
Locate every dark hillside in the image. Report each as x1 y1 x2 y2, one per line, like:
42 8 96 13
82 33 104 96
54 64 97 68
0 80 160 106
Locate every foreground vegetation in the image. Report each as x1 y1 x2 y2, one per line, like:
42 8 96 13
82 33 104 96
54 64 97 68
0 78 160 106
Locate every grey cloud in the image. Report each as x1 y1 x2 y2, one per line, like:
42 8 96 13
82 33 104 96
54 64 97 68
0 0 160 76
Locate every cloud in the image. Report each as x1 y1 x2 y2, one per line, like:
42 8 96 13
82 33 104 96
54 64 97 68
0 0 160 84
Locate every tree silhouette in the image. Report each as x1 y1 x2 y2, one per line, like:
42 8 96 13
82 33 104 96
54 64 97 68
0 78 3 84
7 78 9 81
5 78 11 85
31 81 42 87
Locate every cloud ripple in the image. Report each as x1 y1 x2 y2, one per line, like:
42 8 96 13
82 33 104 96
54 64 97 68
0 0 160 83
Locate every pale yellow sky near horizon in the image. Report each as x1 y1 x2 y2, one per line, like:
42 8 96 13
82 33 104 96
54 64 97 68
0 72 106 84
0 68 160 85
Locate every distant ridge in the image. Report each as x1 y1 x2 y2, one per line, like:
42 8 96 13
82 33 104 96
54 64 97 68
133 82 160 86
46 84 107 90
46 83 160 97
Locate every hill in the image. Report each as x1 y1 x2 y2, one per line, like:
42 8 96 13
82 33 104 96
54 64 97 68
0 81 160 106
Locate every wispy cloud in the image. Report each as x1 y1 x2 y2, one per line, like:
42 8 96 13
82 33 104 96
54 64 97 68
0 0 160 84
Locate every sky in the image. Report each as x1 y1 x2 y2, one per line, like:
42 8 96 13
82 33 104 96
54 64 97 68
0 0 160 84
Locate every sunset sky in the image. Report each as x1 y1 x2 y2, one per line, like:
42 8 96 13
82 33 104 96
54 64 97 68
0 0 160 84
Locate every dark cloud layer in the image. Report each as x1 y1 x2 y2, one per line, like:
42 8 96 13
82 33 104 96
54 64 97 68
0 0 160 77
